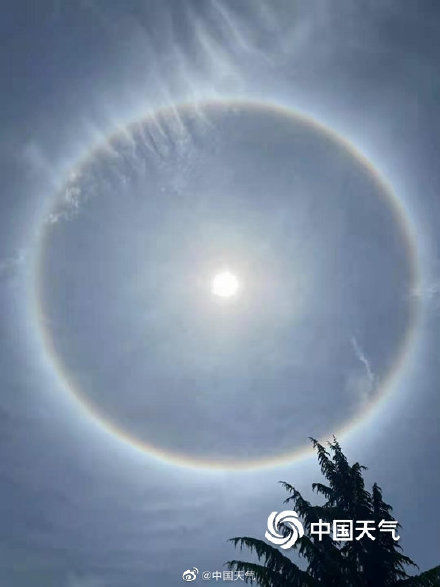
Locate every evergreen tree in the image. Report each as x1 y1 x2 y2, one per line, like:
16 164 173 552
228 438 439 586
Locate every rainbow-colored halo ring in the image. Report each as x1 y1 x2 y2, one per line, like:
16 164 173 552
32 100 420 470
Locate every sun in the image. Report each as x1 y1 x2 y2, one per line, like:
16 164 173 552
211 271 240 298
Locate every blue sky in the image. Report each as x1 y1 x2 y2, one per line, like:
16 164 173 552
0 1 439 585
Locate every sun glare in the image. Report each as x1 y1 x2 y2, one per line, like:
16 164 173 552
211 271 240 298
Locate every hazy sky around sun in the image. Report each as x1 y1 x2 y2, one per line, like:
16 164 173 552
37 101 414 466
0 1 440 585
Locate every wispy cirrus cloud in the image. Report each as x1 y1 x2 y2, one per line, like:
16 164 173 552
410 279 440 309
0 250 26 282
345 336 376 408
351 336 375 387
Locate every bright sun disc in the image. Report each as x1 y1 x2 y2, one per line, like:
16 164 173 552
211 271 239 298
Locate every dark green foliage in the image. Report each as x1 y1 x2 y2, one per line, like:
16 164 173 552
227 438 439 586
397 566 440 586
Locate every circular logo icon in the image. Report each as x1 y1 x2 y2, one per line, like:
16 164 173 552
182 567 199 582
265 510 304 549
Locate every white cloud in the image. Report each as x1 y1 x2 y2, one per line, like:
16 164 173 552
351 336 375 386
0 250 26 281
346 337 376 408
410 280 440 308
